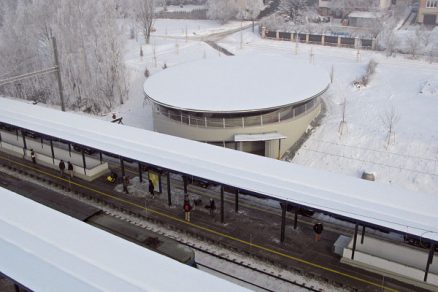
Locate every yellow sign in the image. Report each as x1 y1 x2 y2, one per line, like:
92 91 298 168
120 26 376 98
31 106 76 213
148 171 159 192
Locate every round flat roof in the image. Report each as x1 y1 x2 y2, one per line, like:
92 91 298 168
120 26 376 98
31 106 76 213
144 55 330 113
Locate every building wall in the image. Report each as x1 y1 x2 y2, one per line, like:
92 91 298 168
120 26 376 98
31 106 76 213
318 0 382 17
153 104 321 159
418 0 438 24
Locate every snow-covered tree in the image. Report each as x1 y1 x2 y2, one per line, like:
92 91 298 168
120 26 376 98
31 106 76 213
134 0 162 44
279 0 309 24
236 0 264 31
206 0 238 23
381 105 400 148
0 0 128 113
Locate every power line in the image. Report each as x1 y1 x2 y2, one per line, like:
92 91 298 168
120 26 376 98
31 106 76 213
0 66 58 87
298 146 438 177
311 138 438 163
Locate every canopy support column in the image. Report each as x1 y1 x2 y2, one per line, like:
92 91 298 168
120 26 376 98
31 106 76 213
22 133 27 150
235 188 239 213
351 223 359 260
361 226 366 244
22 133 27 156
68 143 71 157
220 185 224 223
183 175 188 194
424 244 435 282
167 172 172 206
280 202 286 243
50 139 55 164
99 152 103 163
81 150 87 175
138 163 143 182
120 157 125 178
294 209 298 229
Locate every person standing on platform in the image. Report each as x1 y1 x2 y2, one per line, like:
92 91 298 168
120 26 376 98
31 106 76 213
122 175 129 194
30 149 36 164
183 195 192 222
209 198 216 217
148 178 155 198
313 222 324 242
67 161 74 179
58 160 65 177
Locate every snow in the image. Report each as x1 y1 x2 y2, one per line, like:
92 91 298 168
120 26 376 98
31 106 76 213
120 19 438 195
1 97 438 243
348 11 382 18
1 163 344 291
0 186 249 292
144 55 330 112
156 4 206 13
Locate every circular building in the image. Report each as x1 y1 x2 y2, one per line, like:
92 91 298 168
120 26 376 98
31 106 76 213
144 55 330 158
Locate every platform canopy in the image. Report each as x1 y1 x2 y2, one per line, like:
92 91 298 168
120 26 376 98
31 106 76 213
0 97 438 243
144 55 330 113
0 187 249 292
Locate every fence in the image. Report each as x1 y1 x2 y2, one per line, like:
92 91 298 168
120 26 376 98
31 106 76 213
157 9 207 20
261 27 376 50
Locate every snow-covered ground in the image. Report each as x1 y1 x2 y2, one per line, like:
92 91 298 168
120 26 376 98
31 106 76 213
117 19 438 195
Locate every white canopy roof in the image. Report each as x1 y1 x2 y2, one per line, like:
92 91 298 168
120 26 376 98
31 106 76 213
0 187 249 292
0 97 437 242
144 55 330 113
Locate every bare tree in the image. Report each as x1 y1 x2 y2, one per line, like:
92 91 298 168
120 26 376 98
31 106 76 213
236 0 264 32
136 0 160 44
380 105 400 148
279 0 308 24
338 96 348 137
0 0 128 113
405 33 422 59
376 21 398 56
206 0 238 23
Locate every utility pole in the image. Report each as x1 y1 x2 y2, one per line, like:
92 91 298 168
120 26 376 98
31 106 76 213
52 37 65 112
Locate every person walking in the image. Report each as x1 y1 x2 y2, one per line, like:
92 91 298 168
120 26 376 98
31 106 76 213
209 198 216 217
67 161 74 179
122 175 129 194
183 195 192 222
148 178 155 198
30 149 36 164
58 160 65 177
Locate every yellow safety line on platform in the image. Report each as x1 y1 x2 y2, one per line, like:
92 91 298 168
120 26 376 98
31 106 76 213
1 155 398 292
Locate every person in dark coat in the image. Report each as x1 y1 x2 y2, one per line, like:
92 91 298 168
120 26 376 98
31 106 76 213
313 222 324 242
122 175 129 194
67 161 74 179
30 149 36 164
209 198 216 217
183 195 192 222
58 160 65 177
148 178 155 198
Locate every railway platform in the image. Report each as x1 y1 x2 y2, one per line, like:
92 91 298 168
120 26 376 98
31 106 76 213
0 151 432 292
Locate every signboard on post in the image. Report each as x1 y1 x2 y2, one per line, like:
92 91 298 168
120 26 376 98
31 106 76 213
148 171 161 194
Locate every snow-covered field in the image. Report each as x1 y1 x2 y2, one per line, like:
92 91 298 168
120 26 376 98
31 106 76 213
119 19 438 195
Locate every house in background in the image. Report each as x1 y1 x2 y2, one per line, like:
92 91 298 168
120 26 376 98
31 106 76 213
417 0 438 25
348 11 383 27
318 0 390 18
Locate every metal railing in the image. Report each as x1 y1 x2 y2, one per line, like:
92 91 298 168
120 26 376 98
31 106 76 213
154 98 320 129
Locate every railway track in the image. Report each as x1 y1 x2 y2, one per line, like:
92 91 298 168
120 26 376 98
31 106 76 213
0 162 335 291
194 248 320 292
